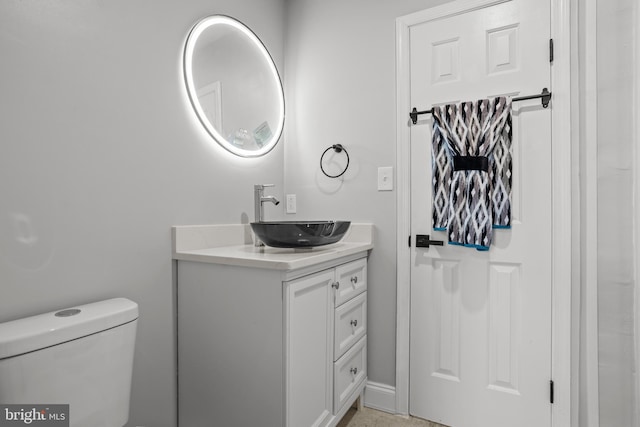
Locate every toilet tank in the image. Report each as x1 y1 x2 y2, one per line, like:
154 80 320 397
0 298 138 427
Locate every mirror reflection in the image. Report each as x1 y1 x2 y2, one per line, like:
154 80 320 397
184 15 285 157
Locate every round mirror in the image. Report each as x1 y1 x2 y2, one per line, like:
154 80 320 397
183 16 285 157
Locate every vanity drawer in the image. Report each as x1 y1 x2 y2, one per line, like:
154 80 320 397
334 292 367 360
334 258 367 306
334 336 366 413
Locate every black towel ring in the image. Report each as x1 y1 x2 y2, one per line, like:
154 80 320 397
320 144 350 178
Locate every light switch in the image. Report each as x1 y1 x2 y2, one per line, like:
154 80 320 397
378 167 393 191
286 194 297 214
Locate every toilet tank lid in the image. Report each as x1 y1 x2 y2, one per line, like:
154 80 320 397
0 298 138 360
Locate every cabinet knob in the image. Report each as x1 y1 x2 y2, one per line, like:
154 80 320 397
350 276 358 284
332 282 340 289
350 319 358 327
350 367 358 375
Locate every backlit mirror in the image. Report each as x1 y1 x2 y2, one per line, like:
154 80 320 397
183 15 285 157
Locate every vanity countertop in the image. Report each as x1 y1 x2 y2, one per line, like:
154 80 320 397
172 223 373 271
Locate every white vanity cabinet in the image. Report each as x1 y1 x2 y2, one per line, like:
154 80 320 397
177 253 369 427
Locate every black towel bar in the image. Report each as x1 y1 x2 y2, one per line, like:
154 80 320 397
409 88 552 125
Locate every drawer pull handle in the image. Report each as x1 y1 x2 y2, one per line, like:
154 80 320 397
350 276 358 284
332 282 340 289
350 367 358 375
350 319 358 327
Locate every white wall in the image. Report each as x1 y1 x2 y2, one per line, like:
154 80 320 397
0 1 285 426
595 0 638 425
283 0 452 387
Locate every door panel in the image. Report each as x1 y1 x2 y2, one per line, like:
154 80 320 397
286 270 333 427
487 262 521 394
408 1 552 426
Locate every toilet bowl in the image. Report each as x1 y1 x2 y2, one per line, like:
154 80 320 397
0 298 138 427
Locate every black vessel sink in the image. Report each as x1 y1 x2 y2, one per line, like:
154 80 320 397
250 221 351 248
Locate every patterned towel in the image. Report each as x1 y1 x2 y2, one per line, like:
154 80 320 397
431 97 512 250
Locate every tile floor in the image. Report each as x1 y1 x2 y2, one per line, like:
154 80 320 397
337 407 448 427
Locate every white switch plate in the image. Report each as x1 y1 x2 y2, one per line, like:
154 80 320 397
286 194 297 214
378 166 393 191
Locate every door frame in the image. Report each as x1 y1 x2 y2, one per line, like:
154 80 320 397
636 0 640 420
394 1 572 426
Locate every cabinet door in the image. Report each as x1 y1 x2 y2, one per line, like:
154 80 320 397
285 270 333 427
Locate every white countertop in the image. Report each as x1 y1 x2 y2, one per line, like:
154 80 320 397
172 223 373 271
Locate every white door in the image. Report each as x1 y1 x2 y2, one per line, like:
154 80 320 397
197 81 222 130
408 1 552 426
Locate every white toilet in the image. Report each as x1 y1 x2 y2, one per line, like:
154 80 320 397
0 298 138 427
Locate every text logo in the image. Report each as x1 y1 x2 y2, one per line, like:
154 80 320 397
0 405 68 426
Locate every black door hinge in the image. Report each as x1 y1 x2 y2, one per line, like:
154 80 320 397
408 236 411 247
549 39 554 63
550 380 555 404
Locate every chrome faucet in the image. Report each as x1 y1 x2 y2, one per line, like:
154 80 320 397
254 184 280 246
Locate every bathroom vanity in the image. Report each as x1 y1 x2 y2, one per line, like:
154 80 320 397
172 224 373 427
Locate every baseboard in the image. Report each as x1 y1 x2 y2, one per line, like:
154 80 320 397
363 381 396 414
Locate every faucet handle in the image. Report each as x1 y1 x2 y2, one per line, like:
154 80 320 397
254 184 275 190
